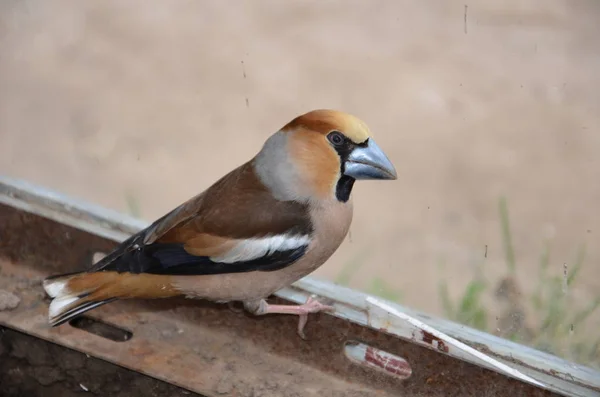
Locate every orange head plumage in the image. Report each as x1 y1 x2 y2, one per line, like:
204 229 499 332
254 109 397 203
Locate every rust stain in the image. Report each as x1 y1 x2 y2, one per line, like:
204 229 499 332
421 330 449 353
365 346 412 378
129 341 154 357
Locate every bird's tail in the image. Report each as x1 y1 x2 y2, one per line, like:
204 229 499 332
42 271 179 326
42 272 118 326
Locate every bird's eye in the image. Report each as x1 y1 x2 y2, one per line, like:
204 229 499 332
327 131 345 146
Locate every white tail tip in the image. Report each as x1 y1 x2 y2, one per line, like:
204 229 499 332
48 295 80 320
43 277 70 298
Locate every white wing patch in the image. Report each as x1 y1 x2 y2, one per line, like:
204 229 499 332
210 234 311 264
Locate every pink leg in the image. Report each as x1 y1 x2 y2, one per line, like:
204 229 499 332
244 296 335 339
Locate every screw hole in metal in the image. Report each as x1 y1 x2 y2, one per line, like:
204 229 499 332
69 316 133 342
344 340 412 380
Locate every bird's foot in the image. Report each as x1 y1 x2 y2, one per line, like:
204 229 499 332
294 296 336 340
245 295 335 340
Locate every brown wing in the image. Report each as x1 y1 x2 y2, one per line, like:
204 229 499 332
88 160 313 275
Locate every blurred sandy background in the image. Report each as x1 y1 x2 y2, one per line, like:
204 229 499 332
1 0 599 366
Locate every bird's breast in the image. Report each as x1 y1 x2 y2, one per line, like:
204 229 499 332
303 198 354 272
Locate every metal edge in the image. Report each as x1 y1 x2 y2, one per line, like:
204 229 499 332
1 175 599 396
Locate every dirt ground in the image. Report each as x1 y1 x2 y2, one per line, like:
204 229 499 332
0 327 200 397
1 0 599 366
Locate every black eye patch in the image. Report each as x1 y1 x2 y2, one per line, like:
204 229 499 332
325 131 355 162
327 131 345 146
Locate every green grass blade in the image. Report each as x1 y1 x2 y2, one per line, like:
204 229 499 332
457 280 487 327
569 295 600 330
459 280 486 314
438 279 455 319
369 277 402 303
539 278 566 339
436 260 455 319
532 240 551 310
499 196 516 275
567 243 586 286
472 308 488 330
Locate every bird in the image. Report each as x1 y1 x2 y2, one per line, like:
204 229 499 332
42 109 397 339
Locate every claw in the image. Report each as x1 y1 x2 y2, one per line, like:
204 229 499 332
244 295 335 339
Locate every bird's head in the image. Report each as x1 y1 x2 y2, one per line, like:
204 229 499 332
254 109 397 203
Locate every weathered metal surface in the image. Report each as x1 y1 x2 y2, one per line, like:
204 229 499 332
0 175 599 397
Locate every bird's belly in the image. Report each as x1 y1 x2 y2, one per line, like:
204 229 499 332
173 199 353 302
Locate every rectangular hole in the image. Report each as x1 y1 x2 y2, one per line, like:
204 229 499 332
69 316 133 342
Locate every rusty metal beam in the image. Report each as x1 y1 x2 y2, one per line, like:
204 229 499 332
0 176 598 397
0 326 201 396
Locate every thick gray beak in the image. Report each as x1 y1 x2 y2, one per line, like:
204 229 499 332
344 138 397 180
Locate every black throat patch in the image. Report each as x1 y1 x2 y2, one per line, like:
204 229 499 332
335 175 355 202
333 137 368 202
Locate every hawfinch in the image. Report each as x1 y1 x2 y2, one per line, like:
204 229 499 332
43 109 397 339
